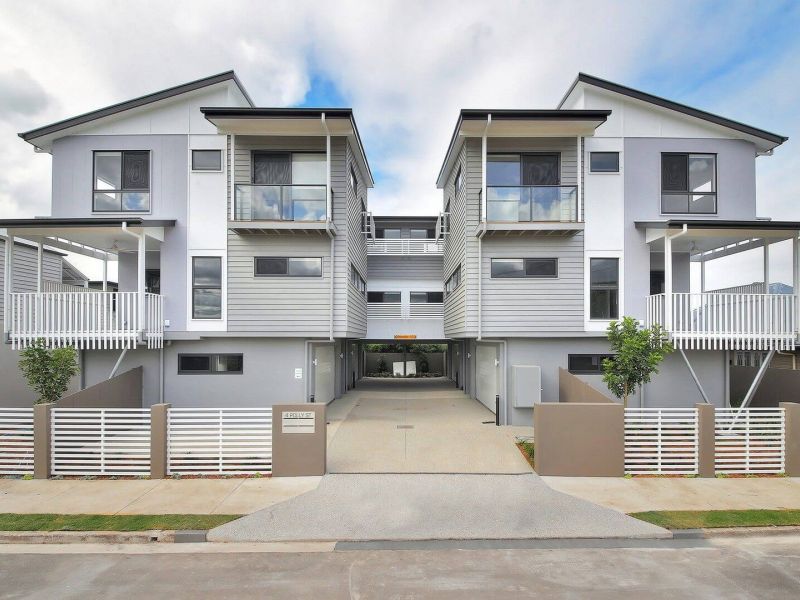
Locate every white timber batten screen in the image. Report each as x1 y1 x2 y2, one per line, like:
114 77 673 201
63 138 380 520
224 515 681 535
9 291 164 349
0 408 34 475
167 408 273 475
624 408 699 475
408 303 444 319
715 408 785 474
646 292 797 350
366 239 444 255
51 408 151 476
367 303 403 319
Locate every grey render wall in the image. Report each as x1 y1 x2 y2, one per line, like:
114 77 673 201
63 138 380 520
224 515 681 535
82 338 309 408
0 240 74 407
623 137 758 319
645 349 727 408
227 233 331 336
50 134 189 331
481 233 584 336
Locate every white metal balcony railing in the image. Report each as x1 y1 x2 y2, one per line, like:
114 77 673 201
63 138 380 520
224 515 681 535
367 302 443 320
366 238 444 255
9 292 164 350
646 293 797 350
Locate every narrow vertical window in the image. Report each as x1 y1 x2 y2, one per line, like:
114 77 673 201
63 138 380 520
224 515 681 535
192 257 222 319
590 258 619 319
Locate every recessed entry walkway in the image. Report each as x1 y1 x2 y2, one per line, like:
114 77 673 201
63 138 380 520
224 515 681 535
326 377 533 474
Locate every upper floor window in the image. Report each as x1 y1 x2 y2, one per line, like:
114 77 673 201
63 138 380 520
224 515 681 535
589 152 619 173
487 154 560 186
661 153 716 214
454 166 463 194
192 149 222 171
444 265 462 297
491 258 557 278
254 257 323 277
367 291 401 303
93 150 150 212
410 292 444 303
350 264 366 295
246 152 326 221
349 166 358 191
409 228 435 239
589 258 619 320
192 257 222 319
376 228 402 239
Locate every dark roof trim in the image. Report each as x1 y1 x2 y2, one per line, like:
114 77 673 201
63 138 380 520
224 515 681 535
19 71 254 143
202 107 374 186
635 219 800 230
559 73 788 145
460 109 612 121
0 218 176 228
200 107 353 119
437 109 609 186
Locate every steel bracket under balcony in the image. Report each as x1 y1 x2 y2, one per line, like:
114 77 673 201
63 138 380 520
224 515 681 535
474 221 585 236
227 221 337 235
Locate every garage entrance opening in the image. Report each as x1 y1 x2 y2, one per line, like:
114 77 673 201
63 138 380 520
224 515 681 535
362 342 448 379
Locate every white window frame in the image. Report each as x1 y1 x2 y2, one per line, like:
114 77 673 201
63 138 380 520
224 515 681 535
186 250 227 330
584 250 623 332
191 149 224 173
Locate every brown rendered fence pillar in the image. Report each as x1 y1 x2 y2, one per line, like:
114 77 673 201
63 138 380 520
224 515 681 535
33 403 54 479
272 404 326 477
780 402 800 476
696 403 715 478
150 404 170 479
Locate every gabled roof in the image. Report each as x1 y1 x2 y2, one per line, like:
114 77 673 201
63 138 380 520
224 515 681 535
559 73 788 147
19 71 254 145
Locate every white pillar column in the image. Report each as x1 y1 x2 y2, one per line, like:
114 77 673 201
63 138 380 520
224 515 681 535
576 135 582 221
102 255 108 292
664 233 673 331
36 241 43 293
3 233 13 334
763 240 770 293
137 232 146 333
700 260 705 293
793 235 799 336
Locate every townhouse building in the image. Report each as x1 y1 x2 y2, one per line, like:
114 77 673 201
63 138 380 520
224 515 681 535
1 71 796 425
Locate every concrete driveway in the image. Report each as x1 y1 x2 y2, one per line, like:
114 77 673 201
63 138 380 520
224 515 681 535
326 378 533 474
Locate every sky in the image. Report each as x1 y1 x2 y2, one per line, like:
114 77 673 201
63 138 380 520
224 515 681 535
0 0 798 284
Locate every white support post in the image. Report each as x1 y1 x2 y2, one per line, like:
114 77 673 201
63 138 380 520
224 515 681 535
102 256 108 292
576 135 582 221
229 134 236 221
700 260 705 293
137 232 146 335
763 240 770 293
481 115 491 223
794 235 800 338
3 233 14 335
664 233 673 331
322 113 331 223
36 241 43 293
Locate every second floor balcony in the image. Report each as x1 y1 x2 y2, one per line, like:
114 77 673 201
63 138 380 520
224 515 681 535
486 185 578 223
366 238 443 255
234 184 327 222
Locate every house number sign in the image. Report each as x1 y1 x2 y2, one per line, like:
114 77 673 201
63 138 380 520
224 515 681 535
282 411 316 434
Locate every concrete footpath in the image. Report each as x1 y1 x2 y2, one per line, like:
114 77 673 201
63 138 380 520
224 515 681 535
0 477 320 515
208 473 669 542
543 476 800 513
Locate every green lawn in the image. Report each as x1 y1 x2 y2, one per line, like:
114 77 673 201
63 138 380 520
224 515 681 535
0 513 241 532
630 509 800 529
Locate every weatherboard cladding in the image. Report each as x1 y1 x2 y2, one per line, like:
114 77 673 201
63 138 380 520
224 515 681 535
0 240 62 325
368 255 442 280
344 139 368 337
442 142 468 336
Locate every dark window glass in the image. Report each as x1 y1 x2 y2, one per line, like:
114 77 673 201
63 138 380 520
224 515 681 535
145 269 160 294
650 271 665 295
590 258 619 319
255 257 287 276
525 258 557 277
179 355 211 373
491 259 525 278
253 152 291 185
590 152 619 173
491 258 557 278
288 257 322 277
427 291 443 303
254 257 322 277
445 266 462 296
93 150 150 212
179 354 243 374
487 155 520 186
410 292 443 303
409 229 434 239
568 354 615 374
377 228 402 239
192 150 222 171
192 257 222 319
661 153 716 214
522 154 559 186
350 166 358 190
367 292 401 303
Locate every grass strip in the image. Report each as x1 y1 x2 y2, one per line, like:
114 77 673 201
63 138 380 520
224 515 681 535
630 509 800 530
0 513 241 532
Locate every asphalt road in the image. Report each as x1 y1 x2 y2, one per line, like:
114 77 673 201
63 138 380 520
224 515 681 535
1 536 799 599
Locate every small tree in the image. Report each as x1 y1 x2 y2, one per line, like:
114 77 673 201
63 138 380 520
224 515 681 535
377 356 388 374
18 339 79 404
602 317 673 407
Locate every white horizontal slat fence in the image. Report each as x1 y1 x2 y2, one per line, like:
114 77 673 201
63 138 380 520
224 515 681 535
624 408 698 475
167 408 272 475
0 408 34 475
51 408 151 476
715 408 785 474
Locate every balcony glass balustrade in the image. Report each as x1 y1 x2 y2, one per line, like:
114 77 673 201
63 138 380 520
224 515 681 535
486 185 578 222
234 184 327 222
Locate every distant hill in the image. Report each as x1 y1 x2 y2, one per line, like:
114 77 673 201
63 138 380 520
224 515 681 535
769 282 793 294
